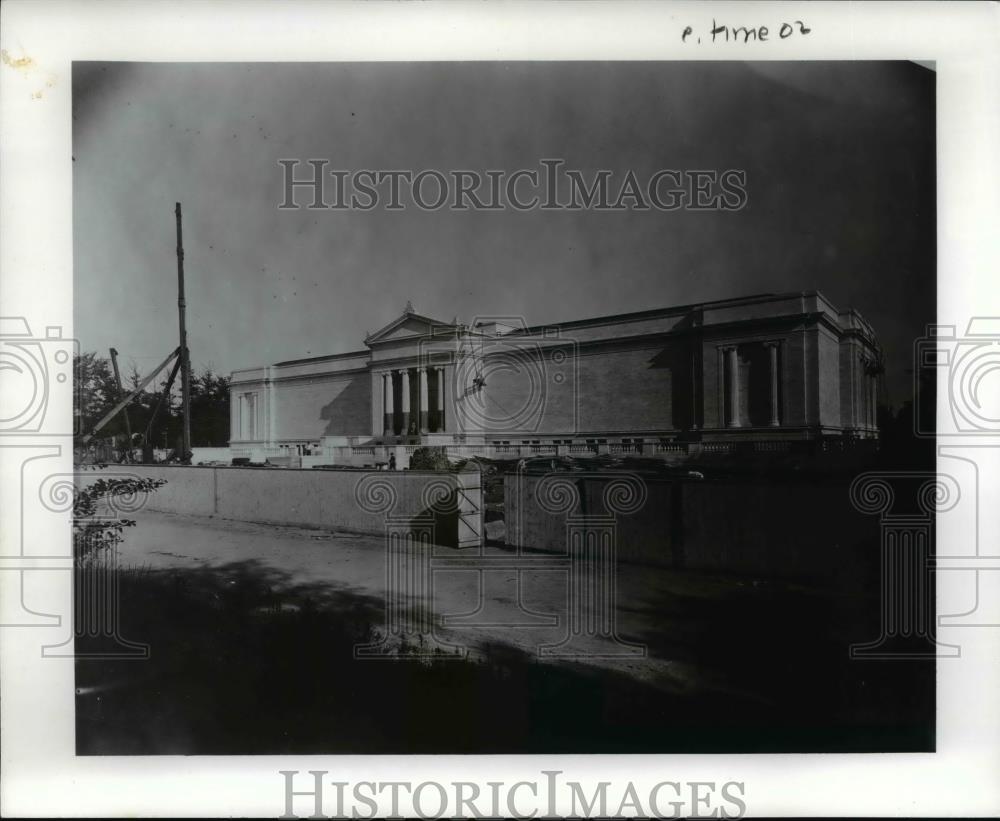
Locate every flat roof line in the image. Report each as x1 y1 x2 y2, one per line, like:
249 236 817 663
511 291 825 334
272 349 370 367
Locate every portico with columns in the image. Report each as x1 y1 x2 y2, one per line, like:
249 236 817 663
379 365 448 437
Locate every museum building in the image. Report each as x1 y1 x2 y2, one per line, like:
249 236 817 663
229 291 881 466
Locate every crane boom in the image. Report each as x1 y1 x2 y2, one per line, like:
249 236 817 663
81 347 181 444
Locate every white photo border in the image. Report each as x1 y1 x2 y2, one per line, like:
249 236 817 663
1 1 998 817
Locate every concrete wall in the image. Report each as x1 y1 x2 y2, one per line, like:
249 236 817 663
506 473 875 584
78 465 474 546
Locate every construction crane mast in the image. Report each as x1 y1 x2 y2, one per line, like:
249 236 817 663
175 202 192 464
81 203 195 463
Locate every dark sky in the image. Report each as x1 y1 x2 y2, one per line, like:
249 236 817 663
73 61 934 406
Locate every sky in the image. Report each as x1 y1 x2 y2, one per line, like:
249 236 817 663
73 61 935 406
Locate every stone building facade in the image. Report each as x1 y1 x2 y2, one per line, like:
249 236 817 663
230 292 881 466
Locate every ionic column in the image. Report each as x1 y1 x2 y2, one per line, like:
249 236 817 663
382 371 394 438
400 369 411 435
726 346 741 428
436 367 445 432
765 341 780 426
418 367 429 434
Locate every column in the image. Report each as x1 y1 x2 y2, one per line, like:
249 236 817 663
855 355 862 429
864 374 871 429
690 347 700 431
436 367 445 432
231 396 240 442
244 393 256 439
765 341 780 426
266 368 276 446
726 346 740 428
382 371 394 438
418 367 429 434
400 369 411 435
869 375 877 430
858 352 868 430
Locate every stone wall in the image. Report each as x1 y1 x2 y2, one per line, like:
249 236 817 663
78 465 476 546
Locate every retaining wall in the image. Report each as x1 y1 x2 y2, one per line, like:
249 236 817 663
505 472 877 583
78 465 475 546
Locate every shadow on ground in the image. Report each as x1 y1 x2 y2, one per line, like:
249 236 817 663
75 558 933 755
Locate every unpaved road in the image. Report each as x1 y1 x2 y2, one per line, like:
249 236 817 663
117 509 787 700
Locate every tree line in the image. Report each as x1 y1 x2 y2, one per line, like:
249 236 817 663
74 352 230 449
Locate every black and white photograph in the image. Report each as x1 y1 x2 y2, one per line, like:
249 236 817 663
2 2 999 819
70 59 937 757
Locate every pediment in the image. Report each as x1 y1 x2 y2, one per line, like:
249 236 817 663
365 311 455 346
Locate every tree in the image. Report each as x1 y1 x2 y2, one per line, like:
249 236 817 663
74 352 126 438
190 368 231 446
75 353 232 451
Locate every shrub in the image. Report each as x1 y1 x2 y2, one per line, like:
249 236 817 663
408 447 453 471
73 469 166 564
